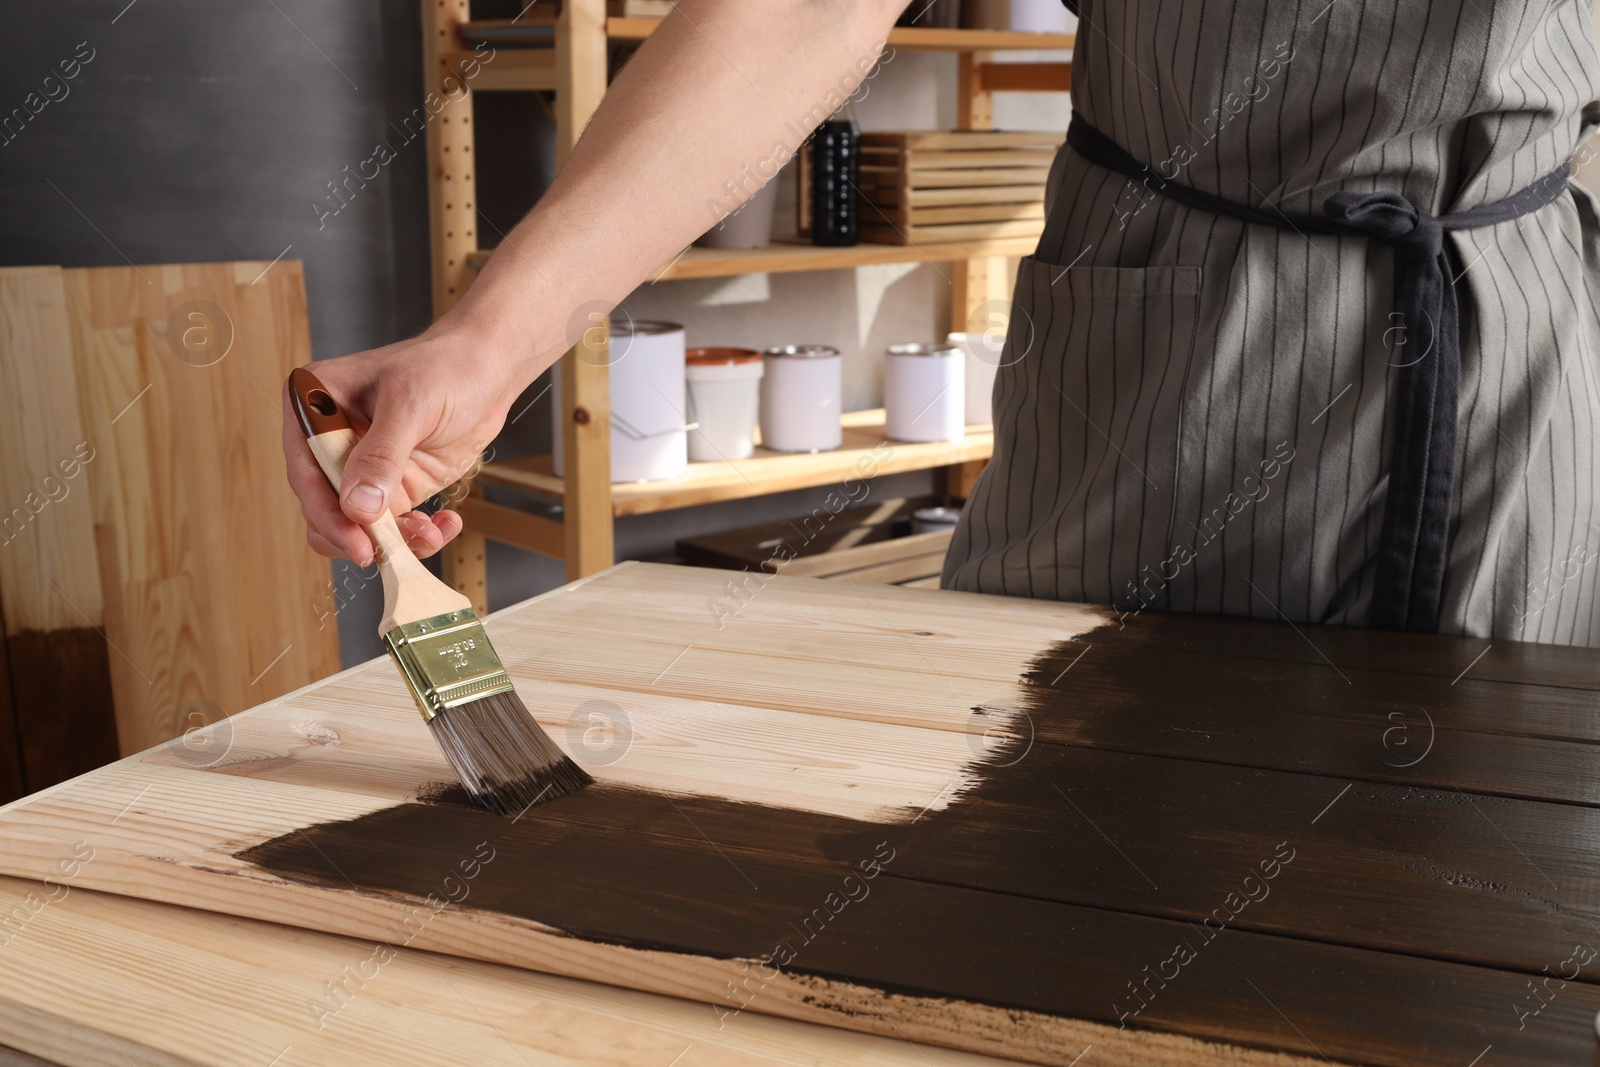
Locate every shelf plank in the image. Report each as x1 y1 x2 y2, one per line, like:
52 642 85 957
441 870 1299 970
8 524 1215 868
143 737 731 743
467 235 1037 280
477 409 993 516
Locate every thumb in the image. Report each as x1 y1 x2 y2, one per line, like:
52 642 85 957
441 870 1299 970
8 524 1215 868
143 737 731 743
340 396 427 525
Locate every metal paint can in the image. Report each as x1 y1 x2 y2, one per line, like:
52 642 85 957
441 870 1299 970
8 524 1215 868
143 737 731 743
884 342 964 443
686 348 764 462
552 320 689 483
911 505 963 535
760 345 843 453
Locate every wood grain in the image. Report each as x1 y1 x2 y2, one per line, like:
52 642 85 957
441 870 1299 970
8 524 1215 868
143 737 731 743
0 267 120 793
2 261 343 766
3 565 1600 1064
50 261 343 755
0 626 20 804
0 875 1025 1067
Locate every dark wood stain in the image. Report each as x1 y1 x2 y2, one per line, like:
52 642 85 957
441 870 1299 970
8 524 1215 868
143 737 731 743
5 628 120 796
0 624 23 805
239 621 1600 1066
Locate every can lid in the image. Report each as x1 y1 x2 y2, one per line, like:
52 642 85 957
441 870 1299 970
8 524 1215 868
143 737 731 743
613 320 683 337
889 342 959 357
763 344 841 360
687 346 762 366
912 506 963 524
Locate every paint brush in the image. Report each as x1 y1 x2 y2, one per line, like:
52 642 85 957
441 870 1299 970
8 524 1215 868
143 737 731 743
288 366 592 815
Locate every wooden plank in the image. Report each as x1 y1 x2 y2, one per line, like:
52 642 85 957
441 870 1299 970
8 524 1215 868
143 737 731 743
908 202 1044 225
0 267 120 791
0 876 1022 1067
777 530 952 578
907 185 1047 207
0 269 103 640
456 493 564 559
900 149 1060 169
469 48 558 92
959 51 994 130
61 262 340 756
422 0 477 315
900 167 1054 188
820 549 948 586
862 219 1044 245
862 131 1065 151
8 566 1600 1064
1021 632 1600 804
974 62 1072 93
676 496 934 570
1085 609 1600 692
477 410 995 516
443 529 489 617
0 626 21 805
557 0 615 580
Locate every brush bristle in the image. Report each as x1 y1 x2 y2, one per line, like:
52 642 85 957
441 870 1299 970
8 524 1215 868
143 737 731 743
428 690 593 816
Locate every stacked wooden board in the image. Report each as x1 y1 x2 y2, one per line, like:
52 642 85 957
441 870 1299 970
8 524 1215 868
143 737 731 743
677 496 953 588
3 563 1600 1065
0 263 340 797
855 131 1059 244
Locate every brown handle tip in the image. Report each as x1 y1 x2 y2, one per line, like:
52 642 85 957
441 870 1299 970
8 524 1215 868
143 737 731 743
288 366 353 438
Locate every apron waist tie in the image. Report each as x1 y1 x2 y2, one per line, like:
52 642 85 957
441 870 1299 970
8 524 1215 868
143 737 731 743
1066 117 1572 632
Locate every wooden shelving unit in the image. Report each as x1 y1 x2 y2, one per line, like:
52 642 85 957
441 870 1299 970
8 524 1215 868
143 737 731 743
422 2 1072 611
478 409 995 516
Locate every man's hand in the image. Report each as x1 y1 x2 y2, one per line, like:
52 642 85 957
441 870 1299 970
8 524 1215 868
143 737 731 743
282 323 523 566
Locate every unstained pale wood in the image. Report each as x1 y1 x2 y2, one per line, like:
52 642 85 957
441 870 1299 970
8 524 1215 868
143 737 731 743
0 875 1024 1067
0 263 339 766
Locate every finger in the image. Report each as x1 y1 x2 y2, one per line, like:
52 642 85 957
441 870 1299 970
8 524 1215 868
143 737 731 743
395 510 463 560
283 384 375 565
306 526 345 559
338 386 430 525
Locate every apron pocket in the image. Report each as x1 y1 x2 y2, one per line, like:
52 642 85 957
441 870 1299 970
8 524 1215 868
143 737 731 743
968 255 1202 603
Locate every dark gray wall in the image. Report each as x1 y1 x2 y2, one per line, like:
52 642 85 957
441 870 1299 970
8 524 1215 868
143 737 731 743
0 1 437 665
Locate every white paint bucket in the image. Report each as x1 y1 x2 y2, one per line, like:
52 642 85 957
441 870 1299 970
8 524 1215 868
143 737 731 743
884 342 964 443
947 331 1001 426
1010 0 1070 32
759 345 843 453
552 320 689 483
686 348 764 462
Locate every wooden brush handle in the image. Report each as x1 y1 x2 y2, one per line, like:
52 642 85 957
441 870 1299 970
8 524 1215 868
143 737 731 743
287 367 472 634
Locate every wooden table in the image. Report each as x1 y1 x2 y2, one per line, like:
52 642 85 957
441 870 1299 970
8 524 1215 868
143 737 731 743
1 562 1598 1066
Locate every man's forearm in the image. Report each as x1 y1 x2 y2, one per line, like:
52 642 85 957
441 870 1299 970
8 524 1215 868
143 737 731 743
444 0 904 385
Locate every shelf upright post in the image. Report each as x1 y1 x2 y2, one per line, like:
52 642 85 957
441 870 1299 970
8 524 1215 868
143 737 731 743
944 50 1005 499
556 0 616 580
424 0 493 613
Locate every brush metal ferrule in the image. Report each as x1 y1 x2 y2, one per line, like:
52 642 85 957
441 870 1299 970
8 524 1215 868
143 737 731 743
381 610 514 723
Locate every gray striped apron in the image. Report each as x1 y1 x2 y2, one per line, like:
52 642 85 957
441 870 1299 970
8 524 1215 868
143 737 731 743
942 0 1600 647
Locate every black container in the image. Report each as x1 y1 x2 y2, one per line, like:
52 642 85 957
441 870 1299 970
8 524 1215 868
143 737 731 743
809 102 859 247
